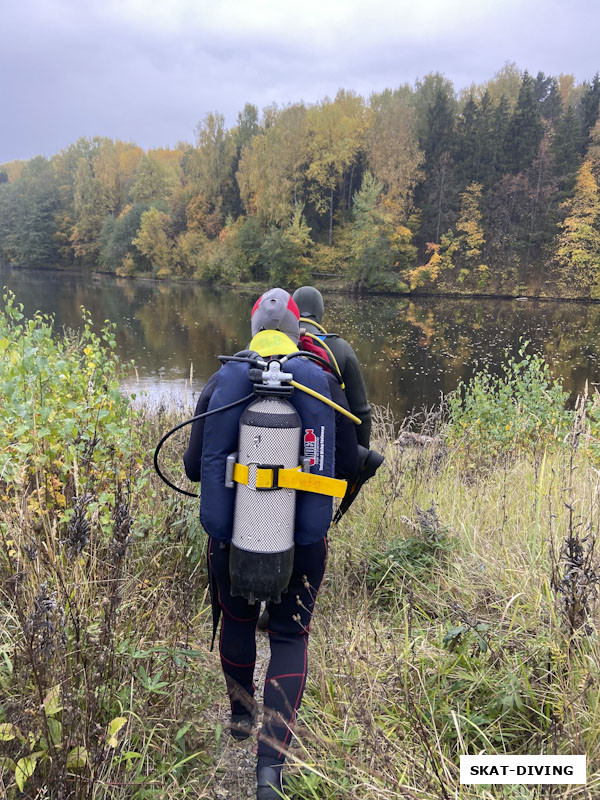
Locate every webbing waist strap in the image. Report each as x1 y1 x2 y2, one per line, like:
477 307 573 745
232 462 347 498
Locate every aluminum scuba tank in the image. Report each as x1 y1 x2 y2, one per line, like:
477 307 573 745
228 392 301 604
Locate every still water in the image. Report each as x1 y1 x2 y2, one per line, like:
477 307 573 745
2 266 600 420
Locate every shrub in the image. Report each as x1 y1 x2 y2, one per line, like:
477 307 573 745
446 343 571 457
0 292 139 513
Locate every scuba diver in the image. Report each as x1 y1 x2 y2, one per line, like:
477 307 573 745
292 286 372 448
180 288 375 799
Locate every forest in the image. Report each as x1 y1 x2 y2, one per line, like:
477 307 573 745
1 64 600 298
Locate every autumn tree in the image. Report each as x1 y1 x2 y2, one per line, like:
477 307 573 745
99 203 151 273
225 103 260 217
482 62 523 109
260 207 313 287
187 112 237 229
366 89 423 217
94 139 144 215
423 182 488 289
131 154 173 204
133 207 174 277
237 104 309 225
306 90 367 245
556 160 600 295
70 156 104 263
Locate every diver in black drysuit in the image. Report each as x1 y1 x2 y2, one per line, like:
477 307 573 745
183 288 359 800
293 286 372 448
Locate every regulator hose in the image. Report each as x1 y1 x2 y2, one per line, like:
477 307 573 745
299 317 328 334
153 393 255 497
289 380 361 425
154 349 356 496
300 331 344 387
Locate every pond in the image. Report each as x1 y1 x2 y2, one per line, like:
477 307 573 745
2 266 600 421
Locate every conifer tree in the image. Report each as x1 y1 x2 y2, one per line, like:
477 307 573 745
414 74 457 245
505 72 544 174
579 73 600 146
552 104 583 192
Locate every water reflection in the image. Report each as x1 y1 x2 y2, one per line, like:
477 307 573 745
2 266 600 420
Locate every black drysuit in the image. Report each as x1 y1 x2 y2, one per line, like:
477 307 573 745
302 320 372 448
184 362 359 769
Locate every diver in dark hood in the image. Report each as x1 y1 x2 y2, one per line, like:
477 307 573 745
292 286 372 448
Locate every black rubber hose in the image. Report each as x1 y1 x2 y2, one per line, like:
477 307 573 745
153 392 255 497
217 355 265 366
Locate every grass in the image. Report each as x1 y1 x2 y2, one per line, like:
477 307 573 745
1 301 600 798
285 410 600 799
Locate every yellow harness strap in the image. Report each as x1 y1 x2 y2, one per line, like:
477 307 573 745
232 462 347 498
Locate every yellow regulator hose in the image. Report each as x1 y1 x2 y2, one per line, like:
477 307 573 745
302 331 344 389
290 380 361 425
299 316 328 334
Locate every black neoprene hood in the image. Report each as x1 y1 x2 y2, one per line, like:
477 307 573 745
292 286 324 323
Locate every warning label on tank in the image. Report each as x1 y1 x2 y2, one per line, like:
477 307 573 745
304 428 324 471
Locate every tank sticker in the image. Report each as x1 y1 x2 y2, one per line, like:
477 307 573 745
304 427 325 471
304 428 317 467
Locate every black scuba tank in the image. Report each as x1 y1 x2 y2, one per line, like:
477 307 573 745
228 394 301 604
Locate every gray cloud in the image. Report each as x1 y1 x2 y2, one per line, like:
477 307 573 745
1 0 598 162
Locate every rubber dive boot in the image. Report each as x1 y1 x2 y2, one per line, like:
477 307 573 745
257 765 283 799
230 705 257 741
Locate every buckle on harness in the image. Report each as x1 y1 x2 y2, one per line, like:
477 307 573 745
246 462 283 491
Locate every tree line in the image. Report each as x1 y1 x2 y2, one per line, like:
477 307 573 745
1 63 599 297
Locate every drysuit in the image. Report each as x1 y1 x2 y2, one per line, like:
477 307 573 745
293 286 372 448
183 343 359 772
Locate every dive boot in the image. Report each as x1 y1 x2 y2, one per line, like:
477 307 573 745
230 703 257 741
257 765 283 799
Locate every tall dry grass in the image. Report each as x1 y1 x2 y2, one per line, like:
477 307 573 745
2 302 599 799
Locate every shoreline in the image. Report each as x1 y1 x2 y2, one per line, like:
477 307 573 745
2 262 600 306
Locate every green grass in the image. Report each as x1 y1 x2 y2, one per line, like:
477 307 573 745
1 298 600 798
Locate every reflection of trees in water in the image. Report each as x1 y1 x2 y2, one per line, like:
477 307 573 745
324 294 600 416
4 268 600 419
123 284 253 380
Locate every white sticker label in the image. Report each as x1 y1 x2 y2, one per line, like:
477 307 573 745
460 755 586 784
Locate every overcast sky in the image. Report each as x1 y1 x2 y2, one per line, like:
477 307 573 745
1 0 598 163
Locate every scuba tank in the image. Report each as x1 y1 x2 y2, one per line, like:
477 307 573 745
225 360 310 604
154 336 379 615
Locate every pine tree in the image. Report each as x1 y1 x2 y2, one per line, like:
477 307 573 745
491 96 511 179
349 172 414 288
534 72 562 122
414 75 458 246
505 72 544 174
579 73 600 147
552 105 583 192
455 95 480 186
